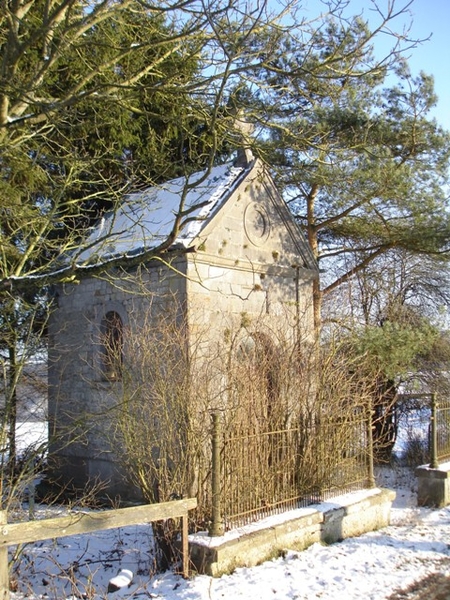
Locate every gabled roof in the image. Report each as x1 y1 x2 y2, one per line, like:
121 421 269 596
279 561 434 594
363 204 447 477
76 161 248 265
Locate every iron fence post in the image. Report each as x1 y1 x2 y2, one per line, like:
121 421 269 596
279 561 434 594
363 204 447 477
209 411 224 536
430 392 439 469
367 403 375 488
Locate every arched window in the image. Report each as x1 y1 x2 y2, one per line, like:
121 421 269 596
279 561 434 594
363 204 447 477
235 332 280 429
101 311 123 381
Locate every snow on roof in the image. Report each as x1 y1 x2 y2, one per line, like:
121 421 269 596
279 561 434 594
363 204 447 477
76 162 246 265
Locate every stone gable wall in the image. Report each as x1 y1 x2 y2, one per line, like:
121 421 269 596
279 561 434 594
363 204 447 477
48 260 188 498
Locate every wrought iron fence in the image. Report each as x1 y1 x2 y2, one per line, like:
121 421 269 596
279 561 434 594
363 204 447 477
221 427 304 530
434 395 450 465
209 408 373 533
396 394 450 467
205 392 450 535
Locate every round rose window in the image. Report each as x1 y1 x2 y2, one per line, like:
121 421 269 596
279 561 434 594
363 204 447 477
244 203 271 246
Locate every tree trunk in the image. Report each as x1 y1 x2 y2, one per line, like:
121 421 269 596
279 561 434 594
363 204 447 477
372 378 398 462
312 278 322 334
306 183 321 334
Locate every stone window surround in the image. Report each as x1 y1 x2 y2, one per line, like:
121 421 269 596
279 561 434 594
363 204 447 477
95 302 128 382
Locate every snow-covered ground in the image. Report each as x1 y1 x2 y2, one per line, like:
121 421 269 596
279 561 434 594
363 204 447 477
16 422 47 453
10 465 450 600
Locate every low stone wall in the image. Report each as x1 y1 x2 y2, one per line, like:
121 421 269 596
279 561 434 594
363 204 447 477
189 487 396 576
416 462 450 507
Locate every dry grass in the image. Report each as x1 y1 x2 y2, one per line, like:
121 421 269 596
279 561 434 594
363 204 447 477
387 568 450 600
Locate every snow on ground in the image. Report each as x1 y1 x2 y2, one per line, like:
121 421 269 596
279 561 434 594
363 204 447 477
10 465 450 600
16 422 47 454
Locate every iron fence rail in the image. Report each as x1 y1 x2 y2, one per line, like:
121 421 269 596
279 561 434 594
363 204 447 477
435 396 450 464
221 428 305 529
210 410 373 532
207 393 450 534
397 393 450 467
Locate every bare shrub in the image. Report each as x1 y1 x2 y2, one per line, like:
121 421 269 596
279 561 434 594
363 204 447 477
106 294 377 559
109 298 211 568
403 435 429 467
293 337 375 498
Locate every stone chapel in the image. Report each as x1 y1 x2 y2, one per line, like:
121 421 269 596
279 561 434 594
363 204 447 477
48 151 318 499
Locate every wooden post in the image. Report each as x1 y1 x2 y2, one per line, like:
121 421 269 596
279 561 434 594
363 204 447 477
0 511 9 600
181 513 189 578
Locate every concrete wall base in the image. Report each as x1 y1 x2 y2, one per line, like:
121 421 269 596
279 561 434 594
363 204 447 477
416 462 450 508
189 487 396 577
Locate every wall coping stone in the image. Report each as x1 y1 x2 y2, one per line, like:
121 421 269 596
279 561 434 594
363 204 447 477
189 487 396 576
416 461 450 480
191 487 391 549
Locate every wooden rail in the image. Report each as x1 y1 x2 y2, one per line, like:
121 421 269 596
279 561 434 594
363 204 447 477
0 497 197 600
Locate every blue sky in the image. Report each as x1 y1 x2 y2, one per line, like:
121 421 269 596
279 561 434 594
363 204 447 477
405 0 450 130
302 0 450 131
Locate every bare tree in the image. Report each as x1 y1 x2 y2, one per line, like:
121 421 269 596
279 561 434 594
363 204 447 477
0 0 429 523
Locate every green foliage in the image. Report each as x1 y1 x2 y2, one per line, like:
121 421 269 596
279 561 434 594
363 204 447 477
236 14 450 327
1 0 449 478
0 0 224 289
353 320 439 381
0 0 217 484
